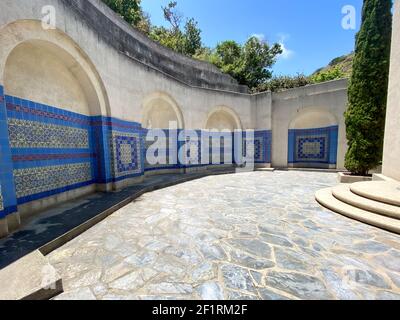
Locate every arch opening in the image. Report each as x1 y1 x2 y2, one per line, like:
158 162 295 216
289 108 338 130
4 40 100 116
288 108 339 169
205 106 242 131
142 93 184 130
0 21 110 217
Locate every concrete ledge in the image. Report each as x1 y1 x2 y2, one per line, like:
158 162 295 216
256 168 275 172
144 168 184 177
372 174 398 182
338 172 373 184
255 163 272 169
288 163 338 170
113 176 145 191
18 185 97 223
0 251 62 300
6 212 21 233
284 168 342 173
0 218 8 238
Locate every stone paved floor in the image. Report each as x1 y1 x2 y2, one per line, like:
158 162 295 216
0 172 221 269
48 171 400 300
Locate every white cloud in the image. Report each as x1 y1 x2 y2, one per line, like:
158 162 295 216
277 33 295 60
251 33 265 42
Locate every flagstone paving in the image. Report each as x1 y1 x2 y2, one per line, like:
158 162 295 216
48 171 400 300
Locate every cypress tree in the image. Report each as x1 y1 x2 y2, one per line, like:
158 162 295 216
344 0 393 175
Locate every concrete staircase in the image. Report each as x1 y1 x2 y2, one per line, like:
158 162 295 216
316 181 400 234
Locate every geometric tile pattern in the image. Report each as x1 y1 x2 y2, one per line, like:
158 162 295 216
5 93 94 206
8 118 89 149
295 134 328 162
13 163 92 198
5 99 91 126
116 136 138 173
241 131 271 164
110 131 142 179
12 153 93 162
254 138 264 162
288 126 339 166
185 139 201 166
243 137 255 160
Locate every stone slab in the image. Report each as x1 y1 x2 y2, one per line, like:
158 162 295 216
351 181 400 207
0 250 62 300
316 188 400 234
332 184 400 219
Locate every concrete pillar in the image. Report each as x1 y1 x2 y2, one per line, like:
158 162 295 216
382 0 400 181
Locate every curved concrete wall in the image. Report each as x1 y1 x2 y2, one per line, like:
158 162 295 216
0 0 349 237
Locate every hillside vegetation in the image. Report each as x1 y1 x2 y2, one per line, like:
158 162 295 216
102 0 354 92
312 53 354 78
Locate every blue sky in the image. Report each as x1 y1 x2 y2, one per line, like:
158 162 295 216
142 0 363 76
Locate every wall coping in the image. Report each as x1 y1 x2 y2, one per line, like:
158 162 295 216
63 0 249 93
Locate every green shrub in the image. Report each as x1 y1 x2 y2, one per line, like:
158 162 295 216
344 0 392 175
253 74 310 93
310 67 345 83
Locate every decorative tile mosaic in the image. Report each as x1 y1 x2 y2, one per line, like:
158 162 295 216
184 138 201 166
8 118 89 149
295 135 328 162
14 163 92 199
6 101 91 126
110 131 142 179
288 126 338 165
12 153 93 162
238 131 271 164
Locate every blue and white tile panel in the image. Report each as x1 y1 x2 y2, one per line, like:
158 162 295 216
5 93 94 205
288 126 339 166
110 130 142 179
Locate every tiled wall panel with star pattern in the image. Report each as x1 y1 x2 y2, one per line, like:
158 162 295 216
5 94 95 205
288 126 339 166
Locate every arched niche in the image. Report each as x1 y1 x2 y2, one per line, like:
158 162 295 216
205 106 242 131
289 107 338 130
0 20 109 116
288 107 339 168
142 92 184 129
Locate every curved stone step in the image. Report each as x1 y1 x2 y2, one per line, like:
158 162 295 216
315 188 400 235
332 184 400 220
350 181 400 207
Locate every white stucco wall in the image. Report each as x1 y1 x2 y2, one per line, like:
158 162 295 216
270 79 348 169
4 41 90 115
383 0 400 181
